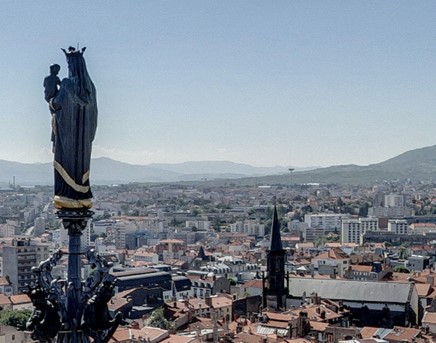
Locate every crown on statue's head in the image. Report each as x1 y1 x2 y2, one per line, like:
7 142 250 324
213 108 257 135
61 46 87 56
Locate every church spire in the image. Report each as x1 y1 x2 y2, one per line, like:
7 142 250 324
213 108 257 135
269 206 283 251
263 205 288 310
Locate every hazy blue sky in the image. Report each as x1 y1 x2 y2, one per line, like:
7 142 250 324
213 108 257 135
1 1 436 167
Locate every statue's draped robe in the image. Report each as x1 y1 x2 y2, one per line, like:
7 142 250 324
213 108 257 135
52 52 97 201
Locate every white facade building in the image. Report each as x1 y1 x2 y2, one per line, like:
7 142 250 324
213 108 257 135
304 213 350 232
342 217 379 244
387 219 408 235
359 217 378 232
368 194 413 218
384 194 405 207
186 220 211 231
341 219 361 244
230 220 265 236
0 224 19 238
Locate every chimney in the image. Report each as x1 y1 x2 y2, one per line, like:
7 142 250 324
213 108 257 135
250 313 257 323
205 296 212 307
320 310 326 319
427 275 435 286
298 311 308 337
236 322 243 333
130 321 140 330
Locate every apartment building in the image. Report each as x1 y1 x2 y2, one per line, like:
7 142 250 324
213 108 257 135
2 238 49 294
388 219 409 235
341 219 361 244
230 220 265 237
305 213 350 232
341 217 378 244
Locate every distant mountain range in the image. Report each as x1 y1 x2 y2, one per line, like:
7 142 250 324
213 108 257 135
0 158 311 186
228 144 436 186
2 144 436 186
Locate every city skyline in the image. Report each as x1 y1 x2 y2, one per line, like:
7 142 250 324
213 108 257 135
2 1 436 168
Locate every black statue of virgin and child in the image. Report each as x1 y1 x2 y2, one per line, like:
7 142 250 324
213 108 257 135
35 49 122 342
44 46 97 209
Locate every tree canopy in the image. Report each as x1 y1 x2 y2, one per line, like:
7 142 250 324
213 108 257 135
0 309 32 330
145 307 172 330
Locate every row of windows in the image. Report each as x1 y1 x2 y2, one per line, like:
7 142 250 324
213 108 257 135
16 247 48 253
193 288 210 297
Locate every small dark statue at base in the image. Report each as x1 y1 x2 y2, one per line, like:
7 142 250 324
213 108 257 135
25 283 62 343
82 280 123 343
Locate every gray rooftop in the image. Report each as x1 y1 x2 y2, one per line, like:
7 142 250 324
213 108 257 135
289 278 413 304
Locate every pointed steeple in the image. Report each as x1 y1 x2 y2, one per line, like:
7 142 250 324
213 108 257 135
197 246 208 261
269 206 283 251
264 205 288 310
171 280 177 300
